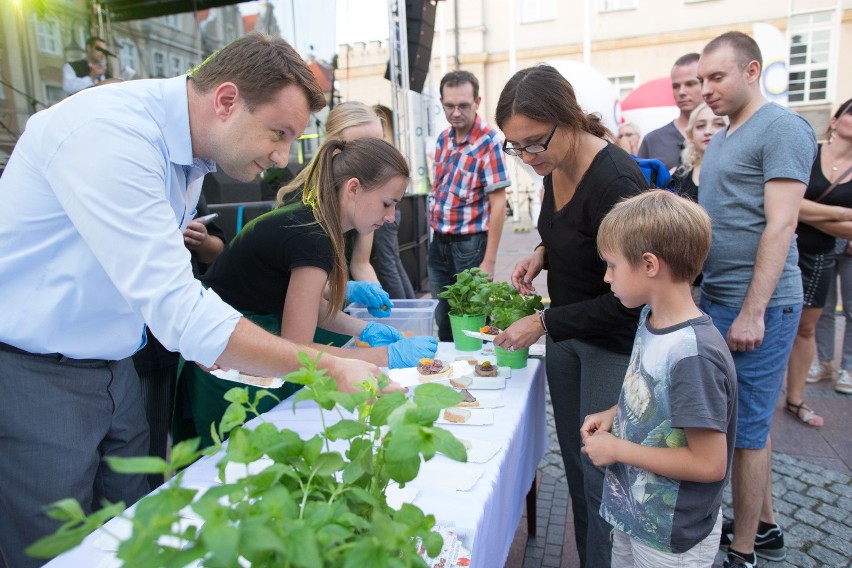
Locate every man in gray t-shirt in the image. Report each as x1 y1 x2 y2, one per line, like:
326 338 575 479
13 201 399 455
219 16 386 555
637 53 703 170
697 32 816 568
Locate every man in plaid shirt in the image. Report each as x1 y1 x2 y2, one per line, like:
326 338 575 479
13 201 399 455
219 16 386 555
429 70 511 341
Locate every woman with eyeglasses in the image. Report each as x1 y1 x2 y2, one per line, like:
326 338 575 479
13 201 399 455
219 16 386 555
492 64 647 568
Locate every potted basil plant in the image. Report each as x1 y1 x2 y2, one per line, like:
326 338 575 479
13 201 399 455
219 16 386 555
488 281 543 368
437 267 494 351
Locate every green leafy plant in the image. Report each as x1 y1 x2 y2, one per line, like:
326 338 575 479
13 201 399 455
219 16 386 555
28 353 468 567
437 267 494 316
488 281 544 330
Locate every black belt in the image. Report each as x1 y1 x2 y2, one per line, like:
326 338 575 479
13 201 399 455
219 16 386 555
434 231 485 244
0 341 113 365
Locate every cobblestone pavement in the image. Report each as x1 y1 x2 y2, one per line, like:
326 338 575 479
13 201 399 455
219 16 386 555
514 386 852 568
493 219 852 568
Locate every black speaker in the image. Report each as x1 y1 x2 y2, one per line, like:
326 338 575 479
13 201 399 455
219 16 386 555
385 0 437 94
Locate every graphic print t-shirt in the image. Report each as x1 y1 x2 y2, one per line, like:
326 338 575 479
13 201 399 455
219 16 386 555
599 306 737 553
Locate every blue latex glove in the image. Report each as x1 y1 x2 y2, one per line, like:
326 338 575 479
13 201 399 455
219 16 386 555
359 321 403 347
346 281 393 318
388 336 439 369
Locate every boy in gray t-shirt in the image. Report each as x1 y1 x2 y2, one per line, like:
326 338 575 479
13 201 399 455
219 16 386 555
584 191 737 566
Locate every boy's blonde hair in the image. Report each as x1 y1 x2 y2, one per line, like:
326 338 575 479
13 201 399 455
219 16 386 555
597 190 711 282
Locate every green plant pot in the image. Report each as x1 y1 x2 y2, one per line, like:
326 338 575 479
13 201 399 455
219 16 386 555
449 313 487 351
495 345 530 369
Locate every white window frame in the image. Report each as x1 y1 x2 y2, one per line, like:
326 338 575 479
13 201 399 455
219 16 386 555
519 0 557 24
608 74 637 99
43 84 65 106
162 14 180 28
34 17 62 56
596 0 638 13
171 55 183 77
788 10 834 105
118 40 138 73
152 51 166 77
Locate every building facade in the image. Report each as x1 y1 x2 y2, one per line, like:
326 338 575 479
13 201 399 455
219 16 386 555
338 0 851 139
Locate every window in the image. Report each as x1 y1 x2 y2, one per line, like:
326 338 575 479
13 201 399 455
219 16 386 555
788 11 833 104
171 56 183 76
608 74 636 99
162 15 180 28
118 40 137 73
596 0 638 12
153 51 165 77
520 0 556 24
44 85 65 106
34 18 62 56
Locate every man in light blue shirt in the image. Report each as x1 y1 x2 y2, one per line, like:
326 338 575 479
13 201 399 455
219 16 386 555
0 33 394 567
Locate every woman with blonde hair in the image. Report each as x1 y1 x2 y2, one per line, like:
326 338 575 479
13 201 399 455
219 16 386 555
278 101 414 310
176 137 437 448
615 122 641 155
670 103 727 201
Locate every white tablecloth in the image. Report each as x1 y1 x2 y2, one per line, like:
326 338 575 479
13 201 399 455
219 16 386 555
46 343 548 568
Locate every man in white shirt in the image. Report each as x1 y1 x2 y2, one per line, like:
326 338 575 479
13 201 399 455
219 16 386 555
62 36 111 95
0 33 392 568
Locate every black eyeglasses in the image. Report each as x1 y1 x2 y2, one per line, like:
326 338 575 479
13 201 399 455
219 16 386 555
503 125 557 156
442 103 473 113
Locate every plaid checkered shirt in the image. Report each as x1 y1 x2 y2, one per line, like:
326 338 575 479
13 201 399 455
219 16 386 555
430 116 511 235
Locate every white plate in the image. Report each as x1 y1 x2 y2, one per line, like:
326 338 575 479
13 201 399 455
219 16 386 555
455 391 504 409
436 408 494 426
386 484 418 509
388 361 473 388
454 436 502 464
210 369 285 389
461 330 498 342
416 461 484 491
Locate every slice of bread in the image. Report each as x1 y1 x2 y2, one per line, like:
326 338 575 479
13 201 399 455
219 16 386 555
237 373 277 388
449 375 473 389
443 407 471 423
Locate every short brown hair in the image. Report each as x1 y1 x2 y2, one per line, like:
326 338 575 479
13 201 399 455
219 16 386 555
703 31 762 71
495 65 611 141
597 190 711 282
189 32 326 113
440 70 479 99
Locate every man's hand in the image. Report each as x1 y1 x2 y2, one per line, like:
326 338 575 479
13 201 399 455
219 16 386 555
324 355 405 394
183 220 210 251
726 312 765 351
478 258 496 280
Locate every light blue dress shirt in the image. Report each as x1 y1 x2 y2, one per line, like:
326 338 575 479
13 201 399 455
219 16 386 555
0 76 241 364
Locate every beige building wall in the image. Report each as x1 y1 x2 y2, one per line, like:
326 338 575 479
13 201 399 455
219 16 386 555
336 0 851 136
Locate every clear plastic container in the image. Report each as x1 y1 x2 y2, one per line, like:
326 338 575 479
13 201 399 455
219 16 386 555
344 299 438 338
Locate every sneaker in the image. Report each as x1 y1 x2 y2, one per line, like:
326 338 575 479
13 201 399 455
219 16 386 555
720 518 787 561
806 360 834 383
723 549 757 568
837 369 852 394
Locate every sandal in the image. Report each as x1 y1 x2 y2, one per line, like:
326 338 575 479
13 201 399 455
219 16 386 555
785 400 824 428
